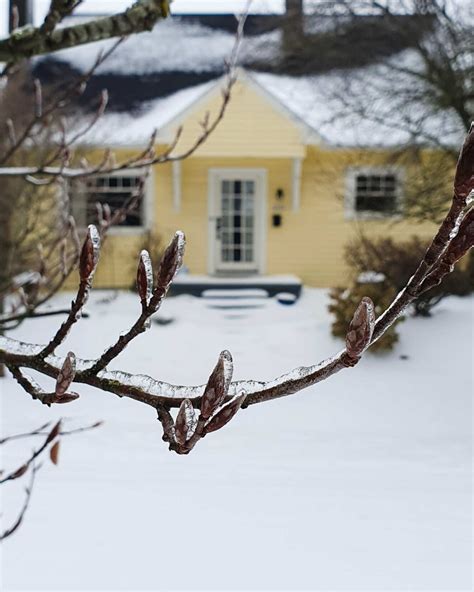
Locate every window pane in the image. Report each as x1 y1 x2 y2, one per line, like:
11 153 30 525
72 175 143 227
355 174 397 214
244 180 254 195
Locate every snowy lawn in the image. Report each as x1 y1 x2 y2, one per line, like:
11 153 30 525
1 288 472 591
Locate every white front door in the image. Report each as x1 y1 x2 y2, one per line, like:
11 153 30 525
209 169 266 274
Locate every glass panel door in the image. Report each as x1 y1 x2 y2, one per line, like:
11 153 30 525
209 169 265 275
221 179 255 264
218 178 256 271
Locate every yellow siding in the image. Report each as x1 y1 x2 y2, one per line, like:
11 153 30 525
69 147 442 290
266 148 438 286
163 79 307 158
152 150 439 288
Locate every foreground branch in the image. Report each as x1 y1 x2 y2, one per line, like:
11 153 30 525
1 127 473 454
0 0 170 64
1 419 102 540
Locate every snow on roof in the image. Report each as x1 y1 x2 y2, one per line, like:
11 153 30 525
49 14 463 150
251 50 464 148
76 53 464 149
44 19 280 76
79 51 464 148
76 79 216 146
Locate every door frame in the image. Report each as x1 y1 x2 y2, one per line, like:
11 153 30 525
208 168 267 275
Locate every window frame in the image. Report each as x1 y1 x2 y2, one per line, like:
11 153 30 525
345 166 404 220
69 168 154 235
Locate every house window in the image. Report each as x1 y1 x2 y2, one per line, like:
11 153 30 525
347 169 401 217
70 173 145 229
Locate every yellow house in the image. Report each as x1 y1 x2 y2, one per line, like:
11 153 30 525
67 69 445 295
42 10 460 296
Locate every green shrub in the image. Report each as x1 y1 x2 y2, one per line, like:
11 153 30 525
328 235 473 352
346 236 473 317
328 281 401 352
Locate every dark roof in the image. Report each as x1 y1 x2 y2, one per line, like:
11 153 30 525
34 13 434 114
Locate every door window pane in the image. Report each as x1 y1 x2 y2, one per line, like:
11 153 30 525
219 177 256 266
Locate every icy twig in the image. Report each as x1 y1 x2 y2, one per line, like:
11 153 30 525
0 128 472 454
0 1 171 64
86 231 185 374
0 9 246 182
38 226 100 359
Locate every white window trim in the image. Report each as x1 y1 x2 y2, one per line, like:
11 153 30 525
292 157 302 212
345 166 404 221
172 161 181 212
71 168 154 235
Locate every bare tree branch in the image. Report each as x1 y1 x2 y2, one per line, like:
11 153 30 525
1 127 472 454
0 418 102 540
0 0 171 64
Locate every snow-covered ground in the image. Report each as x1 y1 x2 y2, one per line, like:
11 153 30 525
1 289 472 591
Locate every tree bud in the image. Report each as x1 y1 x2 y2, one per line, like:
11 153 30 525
345 297 375 358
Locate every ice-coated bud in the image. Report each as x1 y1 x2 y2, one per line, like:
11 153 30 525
200 350 233 420
54 392 80 404
454 124 474 201
204 391 247 434
79 224 100 281
444 209 474 264
155 231 185 291
55 352 76 397
137 250 153 304
345 297 375 358
174 399 196 446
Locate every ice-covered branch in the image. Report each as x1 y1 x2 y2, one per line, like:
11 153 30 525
0 33 239 183
1 127 472 454
0 1 170 64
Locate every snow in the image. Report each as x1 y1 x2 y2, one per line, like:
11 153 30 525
73 80 217 146
251 54 465 148
33 9 465 149
358 271 386 284
1 288 472 590
67 59 465 148
42 19 280 77
174 273 301 285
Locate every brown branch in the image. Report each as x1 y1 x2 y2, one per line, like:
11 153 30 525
0 39 124 167
86 230 184 374
0 421 61 484
0 418 102 541
0 1 170 64
0 57 471 454
0 464 38 541
0 420 102 445
0 124 472 447
0 9 245 182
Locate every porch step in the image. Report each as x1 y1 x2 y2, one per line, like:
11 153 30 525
202 289 269 299
204 299 267 311
170 274 302 299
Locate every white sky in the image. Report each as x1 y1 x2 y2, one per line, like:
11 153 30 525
0 0 471 40
0 1 284 37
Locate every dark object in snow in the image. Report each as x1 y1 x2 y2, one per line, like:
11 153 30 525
153 315 174 326
276 292 297 306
